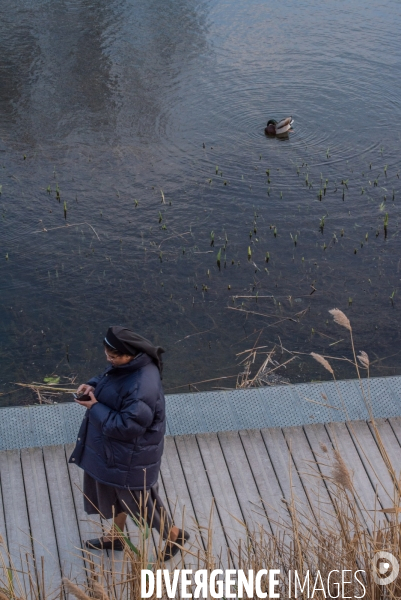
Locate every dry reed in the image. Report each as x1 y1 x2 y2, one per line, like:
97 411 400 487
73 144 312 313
328 308 352 331
310 352 334 375
358 351 370 369
331 449 353 491
62 579 92 600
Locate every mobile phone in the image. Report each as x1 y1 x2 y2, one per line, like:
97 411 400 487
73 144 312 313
73 392 91 402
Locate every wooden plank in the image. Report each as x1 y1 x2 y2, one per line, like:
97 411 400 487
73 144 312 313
325 422 382 527
65 443 132 593
282 425 337 528
195 433 247 559
160 437 201 569
0 450 34 596
174 434 228 567
0 468 10 571
298 424 368 532
371 419 401 478
20 447 60 595
347 421 394 505
367 419 401 503
42 446 85 584
217 431 271 535
388 417 401 451
302 423 335 485
239 429 290 533
260 428 314 526
64 445 103 541
158 471 186 571
64 444 106 576
161 438 196 535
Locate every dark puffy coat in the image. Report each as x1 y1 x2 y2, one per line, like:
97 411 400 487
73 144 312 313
69 354 165 489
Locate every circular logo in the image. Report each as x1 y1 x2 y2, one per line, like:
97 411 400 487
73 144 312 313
372 551 399 585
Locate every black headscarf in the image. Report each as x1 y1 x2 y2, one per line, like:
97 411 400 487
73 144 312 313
105 326 165 374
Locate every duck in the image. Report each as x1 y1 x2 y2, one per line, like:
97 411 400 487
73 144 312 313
265 117 293 136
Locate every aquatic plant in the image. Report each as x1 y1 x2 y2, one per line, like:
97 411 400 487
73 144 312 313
216 248 221 269
384 212 389 237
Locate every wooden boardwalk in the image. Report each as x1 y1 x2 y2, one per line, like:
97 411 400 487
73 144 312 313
1 418 401 595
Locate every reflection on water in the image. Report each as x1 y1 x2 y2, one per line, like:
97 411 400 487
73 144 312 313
0 0 401 404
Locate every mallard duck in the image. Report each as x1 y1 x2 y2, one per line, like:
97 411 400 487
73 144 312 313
265 117 293 136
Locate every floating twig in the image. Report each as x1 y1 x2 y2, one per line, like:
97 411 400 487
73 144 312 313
33 222 101 240
227 306 297 322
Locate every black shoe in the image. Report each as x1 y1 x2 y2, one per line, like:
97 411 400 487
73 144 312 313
163 529 190 561
85 538 124 551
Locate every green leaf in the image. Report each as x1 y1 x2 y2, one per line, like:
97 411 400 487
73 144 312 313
115 524 143 557
128 514 150 539
43 376 60 384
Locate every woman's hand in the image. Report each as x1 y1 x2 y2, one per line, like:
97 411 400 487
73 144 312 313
77 384 95 395
74 390 98 409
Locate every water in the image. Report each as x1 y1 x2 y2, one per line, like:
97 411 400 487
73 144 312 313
1 0 401 404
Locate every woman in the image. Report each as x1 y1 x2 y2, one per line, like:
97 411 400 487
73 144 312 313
69 326 189 559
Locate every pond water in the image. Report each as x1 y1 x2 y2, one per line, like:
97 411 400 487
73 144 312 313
1 0 401 404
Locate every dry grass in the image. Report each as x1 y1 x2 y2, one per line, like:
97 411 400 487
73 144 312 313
328 308 352 332
236 346 295 388
310 352 334 375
